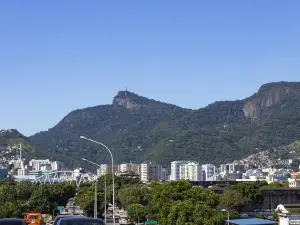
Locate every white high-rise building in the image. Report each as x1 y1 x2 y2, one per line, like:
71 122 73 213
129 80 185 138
51 161 64 171
179 162 202 181
202 164 216 181
171 161 189 181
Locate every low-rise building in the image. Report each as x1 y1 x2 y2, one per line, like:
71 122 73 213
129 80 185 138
118 163 140 175
0 165 8 178
288 178 300 188
29 159 51 171
290 172 300 179
40 164 52 171
17 168 29 176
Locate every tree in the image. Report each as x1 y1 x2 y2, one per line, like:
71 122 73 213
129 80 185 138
291 159 300 171
166 200 239 225
226 181 267 204
118 184 149 208
148 180 193 225
76 185 105 217
182 186 219 208
28 182 76 214
220 189 247 211
127 204 147 223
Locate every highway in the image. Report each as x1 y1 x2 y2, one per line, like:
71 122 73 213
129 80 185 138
106 218 119 225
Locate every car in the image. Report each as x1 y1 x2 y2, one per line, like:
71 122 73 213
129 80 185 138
53 215 87 225
56 217 106 225
0 218 27 225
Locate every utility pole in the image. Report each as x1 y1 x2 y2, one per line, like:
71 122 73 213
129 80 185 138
104 175 107 223
94 181 97 218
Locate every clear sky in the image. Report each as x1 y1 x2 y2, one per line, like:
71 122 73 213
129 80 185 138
1 1 300 136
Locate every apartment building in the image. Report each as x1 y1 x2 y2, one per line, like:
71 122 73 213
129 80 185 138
170 161 189 181
51 161 64 171
29 159 51 171
140 163 164 182
202 164 216 181
179 162 202 181
97 164 119 177
118 163 140 175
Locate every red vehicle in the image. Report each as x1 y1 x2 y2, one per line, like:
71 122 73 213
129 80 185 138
24 212 42 225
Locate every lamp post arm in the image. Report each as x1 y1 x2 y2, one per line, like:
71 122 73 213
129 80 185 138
80 136 115 225
83 158 101 168
80 136 114 162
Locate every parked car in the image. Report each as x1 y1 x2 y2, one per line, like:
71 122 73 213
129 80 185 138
56 217 105 225
0 218 27 225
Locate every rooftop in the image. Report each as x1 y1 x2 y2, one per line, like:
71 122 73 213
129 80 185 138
226 218 277 225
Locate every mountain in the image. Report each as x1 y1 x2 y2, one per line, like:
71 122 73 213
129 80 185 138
0 129 38 161
29 81 300 168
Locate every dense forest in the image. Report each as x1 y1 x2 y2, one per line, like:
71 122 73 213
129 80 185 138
0 177 286 224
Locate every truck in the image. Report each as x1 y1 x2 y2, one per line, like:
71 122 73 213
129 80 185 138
24 212 42 225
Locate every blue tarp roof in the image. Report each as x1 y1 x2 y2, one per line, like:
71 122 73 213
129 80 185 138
226 218 277 225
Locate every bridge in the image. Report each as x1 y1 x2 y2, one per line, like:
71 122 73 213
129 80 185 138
190 180 238 187
31 170 95 187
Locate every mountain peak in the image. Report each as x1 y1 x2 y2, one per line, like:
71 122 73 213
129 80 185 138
0 129 23 137
257 81 300 94
112 90 149 110
244 81 300 120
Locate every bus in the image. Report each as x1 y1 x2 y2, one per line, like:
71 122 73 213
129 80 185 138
24 212 42 225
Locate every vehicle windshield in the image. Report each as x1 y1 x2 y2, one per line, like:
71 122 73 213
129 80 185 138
62 222 104 225
0 222 24 225
27 215 40 219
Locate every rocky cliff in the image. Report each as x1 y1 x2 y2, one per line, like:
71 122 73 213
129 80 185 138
243 82 300 120
112 91 143 110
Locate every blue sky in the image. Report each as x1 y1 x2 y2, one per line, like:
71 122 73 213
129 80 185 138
1 1 300 136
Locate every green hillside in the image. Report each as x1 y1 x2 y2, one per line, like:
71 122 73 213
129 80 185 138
28 81 300 168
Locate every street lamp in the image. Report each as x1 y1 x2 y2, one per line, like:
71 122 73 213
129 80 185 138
221 209 230 225
82 158 108 222
80 136 115 225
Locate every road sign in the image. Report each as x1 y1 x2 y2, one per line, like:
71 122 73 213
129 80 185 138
127 208 135 214
57 206 64 210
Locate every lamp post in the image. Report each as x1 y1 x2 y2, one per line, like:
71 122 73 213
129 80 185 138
82 158 107 223
80 136 115 225
221 209 230 225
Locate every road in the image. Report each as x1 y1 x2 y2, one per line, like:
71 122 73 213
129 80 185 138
106 218 119 225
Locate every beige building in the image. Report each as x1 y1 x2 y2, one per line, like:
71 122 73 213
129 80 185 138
118 163 140 175
97 164 119 177
17 168 29 176
288 178 300 188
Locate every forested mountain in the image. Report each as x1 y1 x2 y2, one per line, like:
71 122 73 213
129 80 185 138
26 81 300 168
0 129 38 159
